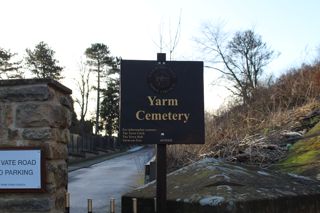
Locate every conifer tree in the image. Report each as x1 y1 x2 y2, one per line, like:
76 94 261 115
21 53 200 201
100 77 119 136
85 43 115 135
0 48 22 79
25 41 63 80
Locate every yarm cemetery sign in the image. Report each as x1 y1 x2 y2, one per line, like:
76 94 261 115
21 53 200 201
120 57 204 144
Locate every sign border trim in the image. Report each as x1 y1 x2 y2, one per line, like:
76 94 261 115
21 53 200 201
0 146 46 193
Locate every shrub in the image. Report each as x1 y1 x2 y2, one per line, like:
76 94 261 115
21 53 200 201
167 61 320 169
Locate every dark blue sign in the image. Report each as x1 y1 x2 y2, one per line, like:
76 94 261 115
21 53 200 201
120 59 204 144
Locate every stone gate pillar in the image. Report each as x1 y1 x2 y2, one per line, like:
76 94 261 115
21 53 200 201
0 79 72 212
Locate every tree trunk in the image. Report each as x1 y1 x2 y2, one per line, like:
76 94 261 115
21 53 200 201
95 67 100 135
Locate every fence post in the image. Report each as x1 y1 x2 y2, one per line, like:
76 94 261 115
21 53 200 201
80 135 84 153
88 199 93 213
110 198 115 213
132 198 137 213
77 135 80 154
65 193 70 213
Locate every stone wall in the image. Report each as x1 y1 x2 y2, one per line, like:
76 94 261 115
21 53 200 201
123 158 320 213
0 79 72 213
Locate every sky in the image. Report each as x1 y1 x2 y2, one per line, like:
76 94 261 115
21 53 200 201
1 0 320 115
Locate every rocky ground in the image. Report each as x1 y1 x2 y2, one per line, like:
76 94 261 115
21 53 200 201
200 106 320 171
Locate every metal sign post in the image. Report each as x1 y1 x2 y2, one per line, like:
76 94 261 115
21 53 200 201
156 143 167 213
156 53 167 213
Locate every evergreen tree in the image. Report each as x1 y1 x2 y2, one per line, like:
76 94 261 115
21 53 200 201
0 48 22 79
100 77 119 136
25 41 63 80
85 43 115 135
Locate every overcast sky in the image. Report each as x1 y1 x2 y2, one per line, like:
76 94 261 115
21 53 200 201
1 0 320 113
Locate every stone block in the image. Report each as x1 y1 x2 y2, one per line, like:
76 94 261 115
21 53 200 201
0 103 13 127
0 103 4 124
25 128 70 143
0 104 16 143
43 141 68 160
53 188 67 211
56 129 70 144
0 85 52 102
46 160 68 189
0 128 8 142
59 96 73 110
46 183 57 194
16 103 70 128
0 104 8 142
8 128 20 140
66 110 72 128
0 195 53 212
23 128 53 140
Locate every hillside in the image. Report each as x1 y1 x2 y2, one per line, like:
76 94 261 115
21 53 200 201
167 61 320 174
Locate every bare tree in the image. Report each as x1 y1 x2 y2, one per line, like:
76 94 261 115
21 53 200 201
153 10 182 60
74 60 91 132
168 11 182 60
196 24 275 104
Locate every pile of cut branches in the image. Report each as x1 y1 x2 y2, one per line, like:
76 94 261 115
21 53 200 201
199 131 303 167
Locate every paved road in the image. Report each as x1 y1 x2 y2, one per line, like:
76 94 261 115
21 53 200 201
68 147 154 213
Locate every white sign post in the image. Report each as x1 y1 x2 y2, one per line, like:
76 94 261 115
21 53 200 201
0 149 43 190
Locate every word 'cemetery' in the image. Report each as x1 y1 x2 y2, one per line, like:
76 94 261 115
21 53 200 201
135 96 190 123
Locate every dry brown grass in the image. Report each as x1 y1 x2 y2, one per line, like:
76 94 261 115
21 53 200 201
167 62 320 170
